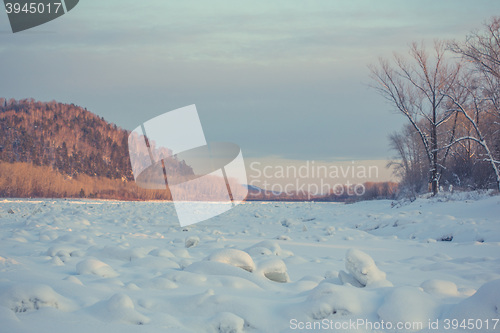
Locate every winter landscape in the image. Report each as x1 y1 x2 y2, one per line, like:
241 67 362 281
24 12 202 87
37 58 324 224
1 192 499 332
2 2 500 333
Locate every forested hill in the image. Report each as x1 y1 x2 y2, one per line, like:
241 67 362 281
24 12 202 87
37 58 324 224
0 98 192 199
0 98 134 180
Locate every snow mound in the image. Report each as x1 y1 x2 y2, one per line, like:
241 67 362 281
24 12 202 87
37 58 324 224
210 312 245 333
256 258 289 283
0 305 20 330
305 282 366 319
51 256 64 266
95 246 149 261
344 249 391 287
64 275 84 286
378 287 438 332
421 279 459 297
0 284 75 313
446 279 500 324
148 248 175 258
275 235 291 241
141 277 178 290
247 246 272 256
0 256 20 268
92 293 150 325
246 240 292 257
166 270 208 286
184 261 265 290
281 218 300 228
123 256 179 270
45 246 81 262
338 270 363 288
171 248 191 258
76 258 118 278
206 249 255 272
246 240 282 256
185 236 200 248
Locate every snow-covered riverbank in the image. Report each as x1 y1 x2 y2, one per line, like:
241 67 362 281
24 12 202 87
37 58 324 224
0 194 499 332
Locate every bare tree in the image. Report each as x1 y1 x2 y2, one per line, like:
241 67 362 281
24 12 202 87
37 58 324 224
370 41 461 195
449 17 500 83
446 17 500 191
443 89 500 190
449 17 500 122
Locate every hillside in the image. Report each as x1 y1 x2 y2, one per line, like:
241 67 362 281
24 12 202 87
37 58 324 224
1 98 135 180
0 98 192 200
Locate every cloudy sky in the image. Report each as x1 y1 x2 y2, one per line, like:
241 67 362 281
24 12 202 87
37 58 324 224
1 1 499 182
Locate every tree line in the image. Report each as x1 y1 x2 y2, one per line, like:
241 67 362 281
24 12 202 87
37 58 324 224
371 17 500 197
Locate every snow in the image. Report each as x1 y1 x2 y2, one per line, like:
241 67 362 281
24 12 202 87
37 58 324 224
444 279 500 329
377 287 439 332
343 248 391 288
90 293 150 325
255 258 289 283
76 258 119 278
185 236 200 248
206 248 256 272
420 279 459 297
0 193 499 332
211 312 246 333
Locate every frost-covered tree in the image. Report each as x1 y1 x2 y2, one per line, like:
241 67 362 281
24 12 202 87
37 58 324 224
447 17 500 191
370 41 461 195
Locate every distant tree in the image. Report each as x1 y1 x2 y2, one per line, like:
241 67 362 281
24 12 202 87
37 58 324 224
388 124 428 196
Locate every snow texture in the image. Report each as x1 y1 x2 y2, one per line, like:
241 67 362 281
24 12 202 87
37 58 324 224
0 192 498 332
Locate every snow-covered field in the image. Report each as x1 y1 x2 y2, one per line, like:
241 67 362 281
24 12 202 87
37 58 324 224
0 193 499 332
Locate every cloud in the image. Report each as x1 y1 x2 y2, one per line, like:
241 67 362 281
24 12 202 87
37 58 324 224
0 0 498 161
